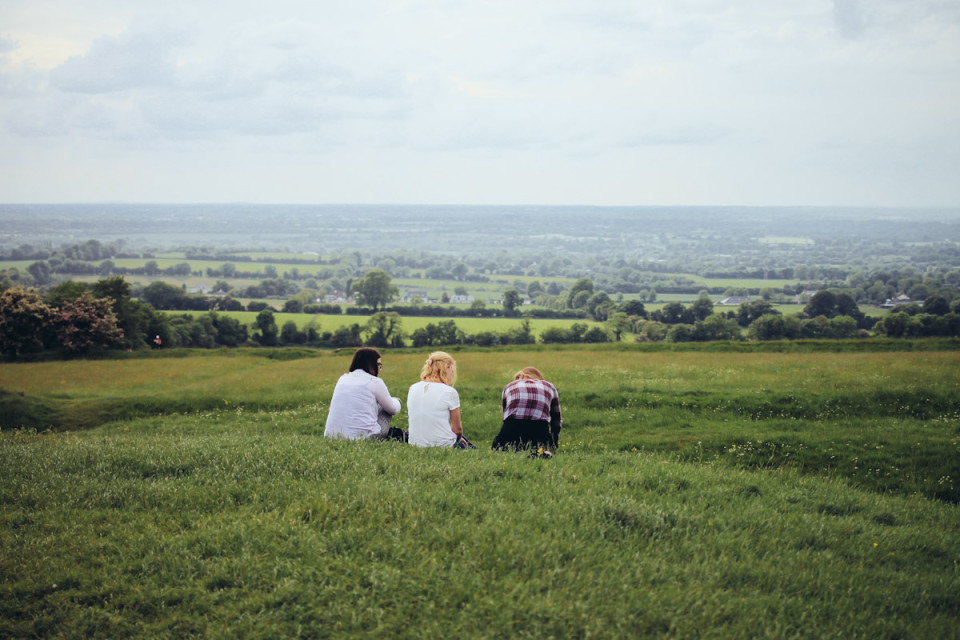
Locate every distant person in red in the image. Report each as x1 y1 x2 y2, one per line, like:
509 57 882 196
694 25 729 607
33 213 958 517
153 335 162 348
492 366 562 458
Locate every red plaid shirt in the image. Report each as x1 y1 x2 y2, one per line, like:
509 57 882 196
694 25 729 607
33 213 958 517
502 379 562 432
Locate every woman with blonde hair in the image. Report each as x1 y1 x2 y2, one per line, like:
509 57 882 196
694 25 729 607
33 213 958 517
407 351 475 448
492 366 562 457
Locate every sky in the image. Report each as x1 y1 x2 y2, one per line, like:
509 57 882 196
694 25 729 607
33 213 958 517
1 0 958 207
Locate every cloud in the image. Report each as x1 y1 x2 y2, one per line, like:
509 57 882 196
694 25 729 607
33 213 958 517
49 23 189 93
833 0 867 38
0 0 958 205
0 34 19 55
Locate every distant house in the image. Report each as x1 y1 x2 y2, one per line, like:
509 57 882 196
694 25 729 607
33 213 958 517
325 292 351 304
880 294 913 309
718 296 752 306
190 284 211 295
401 290 429 303
449 295 475 304
792 290 819 304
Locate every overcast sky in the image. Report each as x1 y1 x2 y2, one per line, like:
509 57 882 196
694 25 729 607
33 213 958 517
1 0 958 206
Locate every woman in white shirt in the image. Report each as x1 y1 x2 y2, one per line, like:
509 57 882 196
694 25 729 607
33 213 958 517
407 351 474 448
324 348 404 441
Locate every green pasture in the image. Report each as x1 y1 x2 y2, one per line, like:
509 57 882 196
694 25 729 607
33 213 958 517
1 345 958 638
172 310 604 338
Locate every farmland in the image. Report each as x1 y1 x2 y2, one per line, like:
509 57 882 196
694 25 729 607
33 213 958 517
2 344 958 638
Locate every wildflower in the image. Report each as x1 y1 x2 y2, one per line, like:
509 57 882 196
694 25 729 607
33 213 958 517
873 542 879 547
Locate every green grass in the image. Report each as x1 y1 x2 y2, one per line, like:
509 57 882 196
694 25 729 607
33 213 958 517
1 346 959 638
172 310 604 338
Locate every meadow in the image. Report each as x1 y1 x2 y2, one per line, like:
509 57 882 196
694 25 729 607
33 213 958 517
176 311 602 339
1 344 959 638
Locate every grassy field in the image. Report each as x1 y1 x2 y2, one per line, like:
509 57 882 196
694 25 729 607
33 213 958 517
173 310 604 339
2 345 959 638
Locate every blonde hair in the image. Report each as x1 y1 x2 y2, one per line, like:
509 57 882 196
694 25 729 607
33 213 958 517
420 351 458 386
514 366 544 381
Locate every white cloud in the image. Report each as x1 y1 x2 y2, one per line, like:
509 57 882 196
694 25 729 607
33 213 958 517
0 0 957 205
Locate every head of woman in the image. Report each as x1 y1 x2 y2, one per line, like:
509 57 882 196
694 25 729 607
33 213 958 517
420 351 457 386
514 366 544 381
349 348 383 376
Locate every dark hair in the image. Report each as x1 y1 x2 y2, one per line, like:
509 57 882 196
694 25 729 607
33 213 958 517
349 348 382 376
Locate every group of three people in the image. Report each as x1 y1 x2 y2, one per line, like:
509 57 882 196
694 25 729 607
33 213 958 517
323 348 562 455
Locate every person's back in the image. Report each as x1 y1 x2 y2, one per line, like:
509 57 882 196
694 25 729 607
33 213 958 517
324 370 383 439
407 380 459 447
323 348 401 440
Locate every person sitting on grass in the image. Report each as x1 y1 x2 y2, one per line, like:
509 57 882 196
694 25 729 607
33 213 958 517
407 351 476 449
492 366 562 458
323 347 406 441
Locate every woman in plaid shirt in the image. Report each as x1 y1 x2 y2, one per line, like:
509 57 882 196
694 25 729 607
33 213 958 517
492 366 562 457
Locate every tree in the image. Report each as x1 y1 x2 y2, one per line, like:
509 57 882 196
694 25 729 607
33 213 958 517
581 326 611 343
364 312 404 348
451 263 469 280
606 311 631 341
620 300 647 317
587 291 612 321
691 295 715 322
92 276 159 350
211 313 248 347
27 261 52 285
749 314 788 341
281 320 306 344
636 320 668 342
45 281 90 308
666 324 696 343
923 294 951 316
540 326 571 344
829 315 859 339
470 298 486 315
54 292 124 354
329 323 363 348
254 309 279 346
691 315 742 342
502 289 521 316
0 287 55 356
737 300 778 327
658 302 690 325
567 279 594 308
804 291 836 318
351 269 398 311
141 281 187 310
511 319 536 344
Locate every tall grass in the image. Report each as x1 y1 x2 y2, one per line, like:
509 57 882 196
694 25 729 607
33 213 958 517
1 346 959 637
1 422 958 638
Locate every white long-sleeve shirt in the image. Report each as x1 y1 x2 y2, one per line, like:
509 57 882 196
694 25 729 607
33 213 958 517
323 369 401 440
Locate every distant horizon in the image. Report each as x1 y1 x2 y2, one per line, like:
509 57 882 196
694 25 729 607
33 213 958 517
3 202 959 210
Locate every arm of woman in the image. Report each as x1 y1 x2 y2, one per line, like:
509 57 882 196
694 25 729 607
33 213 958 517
372 378 402 415
449 407 463 437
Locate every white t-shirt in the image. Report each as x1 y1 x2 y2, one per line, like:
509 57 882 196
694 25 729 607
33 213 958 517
324 370 401 440
407 380 460 447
